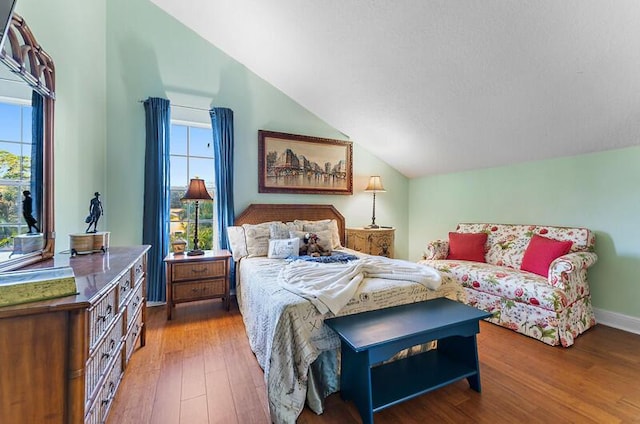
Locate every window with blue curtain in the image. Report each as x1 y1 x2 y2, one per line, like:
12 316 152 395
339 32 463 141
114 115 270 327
167 122 217 251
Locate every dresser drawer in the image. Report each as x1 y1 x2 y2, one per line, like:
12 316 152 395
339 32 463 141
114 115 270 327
86 314 123 406
172 260 225 282
94 355 124 424
117 270 133 311
125 307 144 362
126 281 144 331
173 279 226 301
89 285 118 351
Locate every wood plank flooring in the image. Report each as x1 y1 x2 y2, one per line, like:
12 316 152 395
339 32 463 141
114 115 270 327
108 300 640 423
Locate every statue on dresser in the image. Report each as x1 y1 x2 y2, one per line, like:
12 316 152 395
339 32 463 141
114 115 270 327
85 192 103 233
22 190 40 234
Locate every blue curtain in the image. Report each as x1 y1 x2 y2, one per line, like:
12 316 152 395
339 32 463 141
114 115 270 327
31 91 43 224
209 108 236 289
143 97 171 302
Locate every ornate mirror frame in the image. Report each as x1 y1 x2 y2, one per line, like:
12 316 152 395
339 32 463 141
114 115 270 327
0 12 55 271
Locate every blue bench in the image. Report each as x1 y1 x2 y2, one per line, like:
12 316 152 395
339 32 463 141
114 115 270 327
325 297 491 424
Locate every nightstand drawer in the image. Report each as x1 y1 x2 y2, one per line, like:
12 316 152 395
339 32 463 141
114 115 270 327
172 261 225 281
173 279 226 301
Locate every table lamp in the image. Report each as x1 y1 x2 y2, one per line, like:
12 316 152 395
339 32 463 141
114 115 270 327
181 177 213 256
364 176 385 229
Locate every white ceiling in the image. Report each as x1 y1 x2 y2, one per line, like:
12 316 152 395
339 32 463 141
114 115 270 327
151 0 640 178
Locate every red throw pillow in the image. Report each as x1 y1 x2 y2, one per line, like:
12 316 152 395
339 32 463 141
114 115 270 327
447 232 487 262
521 234 573 277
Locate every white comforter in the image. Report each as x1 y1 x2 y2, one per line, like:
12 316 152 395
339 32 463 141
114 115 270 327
236 253 466 424
279 256 442 314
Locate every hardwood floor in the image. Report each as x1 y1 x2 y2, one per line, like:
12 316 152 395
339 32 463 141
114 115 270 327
109 300 640 424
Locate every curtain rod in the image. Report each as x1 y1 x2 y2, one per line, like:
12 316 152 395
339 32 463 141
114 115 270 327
138 100 210 112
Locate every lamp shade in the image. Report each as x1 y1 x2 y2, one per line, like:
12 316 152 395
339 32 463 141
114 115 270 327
181 178 213 201
364 176 386 192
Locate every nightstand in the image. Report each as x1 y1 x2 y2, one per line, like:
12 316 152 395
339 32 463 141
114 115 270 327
346 227 395 258
164 249 231 320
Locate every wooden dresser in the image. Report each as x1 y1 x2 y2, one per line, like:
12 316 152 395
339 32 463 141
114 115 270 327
346 227 395 258
0 245 150 424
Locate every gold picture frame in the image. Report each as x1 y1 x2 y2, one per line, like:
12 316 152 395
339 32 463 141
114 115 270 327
258 130 353 195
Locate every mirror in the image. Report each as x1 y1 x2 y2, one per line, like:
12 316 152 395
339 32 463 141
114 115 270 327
0 12 55 271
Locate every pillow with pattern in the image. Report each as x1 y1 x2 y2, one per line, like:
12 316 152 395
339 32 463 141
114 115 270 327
268 237 300 259
242 221 280 257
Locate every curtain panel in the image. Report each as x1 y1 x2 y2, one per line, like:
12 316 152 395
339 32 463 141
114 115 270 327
209 107 235 288
143 97 171 302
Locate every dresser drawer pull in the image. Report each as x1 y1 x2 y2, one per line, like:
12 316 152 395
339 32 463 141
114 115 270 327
97 304 113 322
192 267 209 274
101 381 116 405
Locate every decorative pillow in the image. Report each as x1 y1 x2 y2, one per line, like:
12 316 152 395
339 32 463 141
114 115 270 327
521 234 573 277
301 219 342 249
242 221 280 257
447 232 487 262
226 226 248 261
290 229 333 254
267 237 300 259
269 222 296 240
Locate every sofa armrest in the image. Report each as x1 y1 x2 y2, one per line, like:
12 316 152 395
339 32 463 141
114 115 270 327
548 252 598 296
423 240 449 260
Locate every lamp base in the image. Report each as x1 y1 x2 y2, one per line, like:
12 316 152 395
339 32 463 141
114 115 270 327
187 249 205 256
366 224 380 229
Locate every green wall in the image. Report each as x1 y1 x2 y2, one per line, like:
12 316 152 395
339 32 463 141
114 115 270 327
15 0 107 250
408 145 640 318
104 0 409 258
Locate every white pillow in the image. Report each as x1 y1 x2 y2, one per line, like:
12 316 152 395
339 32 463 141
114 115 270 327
226 226 248 261
270 222 297 239
302 219 342 249
268 237 300 259
242 221 280 257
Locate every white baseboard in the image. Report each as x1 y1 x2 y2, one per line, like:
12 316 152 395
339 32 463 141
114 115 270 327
594 308 640 335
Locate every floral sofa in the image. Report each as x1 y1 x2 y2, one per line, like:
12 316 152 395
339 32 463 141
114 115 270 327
419 223 598 347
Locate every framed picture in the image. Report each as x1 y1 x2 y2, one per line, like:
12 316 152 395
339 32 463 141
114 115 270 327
258 130 353 195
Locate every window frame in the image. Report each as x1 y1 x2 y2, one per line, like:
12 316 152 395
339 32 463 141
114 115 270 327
168 119 218 254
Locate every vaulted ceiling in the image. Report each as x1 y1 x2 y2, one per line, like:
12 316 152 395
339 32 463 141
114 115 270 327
151 0 640 178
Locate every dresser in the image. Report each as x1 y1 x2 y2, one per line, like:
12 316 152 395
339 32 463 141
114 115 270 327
165 249 231 319
0 245 150 424
346 227 395 258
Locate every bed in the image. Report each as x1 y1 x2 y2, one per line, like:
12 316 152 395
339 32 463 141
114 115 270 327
231 204 466 424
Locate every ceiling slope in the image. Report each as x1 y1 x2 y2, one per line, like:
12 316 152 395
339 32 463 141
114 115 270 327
151 0 640 178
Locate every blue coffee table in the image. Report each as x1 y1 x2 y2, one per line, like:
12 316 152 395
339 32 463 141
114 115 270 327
325 297 491 424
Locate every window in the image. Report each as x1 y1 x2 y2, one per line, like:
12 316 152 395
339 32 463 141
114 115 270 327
168 121 217 252
0 99 32 251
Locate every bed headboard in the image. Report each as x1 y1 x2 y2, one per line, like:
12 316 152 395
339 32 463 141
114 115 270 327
235 204 346 245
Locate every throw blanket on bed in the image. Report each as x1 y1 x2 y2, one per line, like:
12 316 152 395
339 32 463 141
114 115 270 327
278 256 442 314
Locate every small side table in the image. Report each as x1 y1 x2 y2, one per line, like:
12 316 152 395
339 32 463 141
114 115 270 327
346 227 395 258
164 249 231 320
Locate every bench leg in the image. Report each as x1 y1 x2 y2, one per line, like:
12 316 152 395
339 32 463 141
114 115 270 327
340 343 374 424
438 334 482 392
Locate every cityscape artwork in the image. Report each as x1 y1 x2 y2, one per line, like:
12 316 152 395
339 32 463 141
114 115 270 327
258 130 353 195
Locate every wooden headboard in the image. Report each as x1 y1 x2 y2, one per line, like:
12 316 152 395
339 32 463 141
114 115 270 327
235 204 346 245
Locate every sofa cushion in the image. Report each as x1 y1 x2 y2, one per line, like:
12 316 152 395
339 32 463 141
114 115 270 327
521 235 573 277
422 259 568 312
447 232 487 262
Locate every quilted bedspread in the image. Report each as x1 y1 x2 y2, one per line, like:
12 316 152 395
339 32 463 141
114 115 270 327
236 253 466 424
